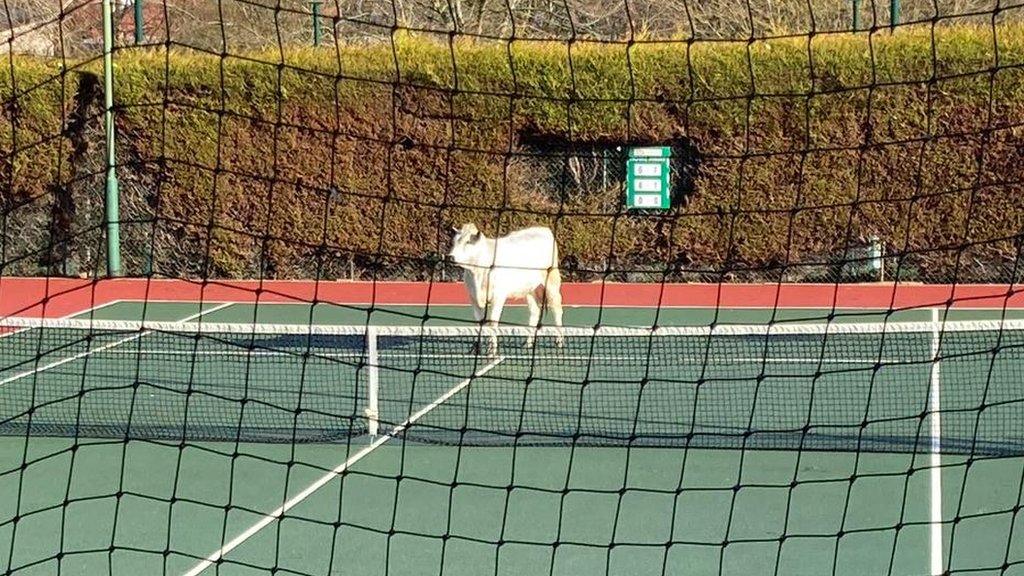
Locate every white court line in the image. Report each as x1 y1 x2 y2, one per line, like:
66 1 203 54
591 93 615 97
929 308 944 576
0 302 234 388
181 354 507 576
89 297 1024 312
0 299 126 341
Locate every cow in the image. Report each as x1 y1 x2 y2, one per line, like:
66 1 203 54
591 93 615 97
448 223 565 355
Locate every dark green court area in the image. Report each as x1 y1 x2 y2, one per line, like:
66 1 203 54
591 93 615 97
75 299 1024 327
2 301 1023 576
4 439 1023 576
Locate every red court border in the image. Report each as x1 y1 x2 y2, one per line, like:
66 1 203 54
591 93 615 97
2 278 1023 318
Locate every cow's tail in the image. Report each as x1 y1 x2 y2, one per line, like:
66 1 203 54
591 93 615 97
544 266 562 299
543 243 565 346
544 242 563 300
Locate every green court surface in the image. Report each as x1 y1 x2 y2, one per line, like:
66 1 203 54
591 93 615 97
77 300 1024 327
2 301 1023 576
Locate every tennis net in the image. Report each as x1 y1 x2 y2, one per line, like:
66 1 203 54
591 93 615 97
2 315 1022 455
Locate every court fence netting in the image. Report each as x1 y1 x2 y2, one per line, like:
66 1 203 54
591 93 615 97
4 0 1024 573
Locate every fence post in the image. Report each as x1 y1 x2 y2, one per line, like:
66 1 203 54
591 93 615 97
311 0 323 46
102 0 122 276
134 0 144 44
891 0 901 28
852 0 861 30
601 148 607 190
868 235 884 281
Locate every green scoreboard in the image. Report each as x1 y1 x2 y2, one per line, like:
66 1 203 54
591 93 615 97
625 146 671 210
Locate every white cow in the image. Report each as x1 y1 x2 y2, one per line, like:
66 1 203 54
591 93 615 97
448 223 565 354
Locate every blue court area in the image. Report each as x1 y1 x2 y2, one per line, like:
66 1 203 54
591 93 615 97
1 300 1022 576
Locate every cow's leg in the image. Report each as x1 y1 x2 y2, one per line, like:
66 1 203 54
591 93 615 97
544 269 566 348
465 274 488 354
524 290 542 348
468 299 486 354
485 293 507 356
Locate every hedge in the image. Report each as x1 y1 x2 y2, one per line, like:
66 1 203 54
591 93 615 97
1 25 1023 281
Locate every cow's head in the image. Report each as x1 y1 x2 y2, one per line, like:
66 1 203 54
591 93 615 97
448 223 485 267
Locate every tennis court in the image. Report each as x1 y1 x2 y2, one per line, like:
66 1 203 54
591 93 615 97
2 295 1023 576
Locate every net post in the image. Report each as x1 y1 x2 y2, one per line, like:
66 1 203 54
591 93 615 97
134 0 145 44
929 307 944 576
365 326 380 437
311 0 322 46
102 0 122 277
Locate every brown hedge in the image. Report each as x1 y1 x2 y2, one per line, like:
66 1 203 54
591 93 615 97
2 26 1023 281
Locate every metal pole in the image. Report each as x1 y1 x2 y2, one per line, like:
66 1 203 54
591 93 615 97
868 235 883 281
103 0 122 276
311 0 322 46
852 0 861 30
602 148 607 191
134 0 144 44
365 326 379 437
891 0 901 28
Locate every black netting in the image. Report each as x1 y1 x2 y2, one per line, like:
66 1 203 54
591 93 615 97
2 0 1024 575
